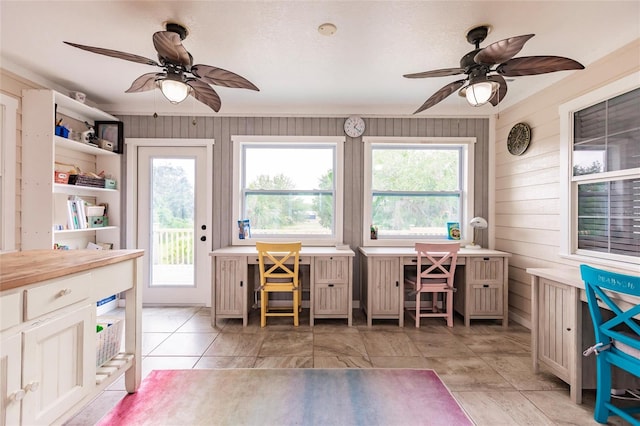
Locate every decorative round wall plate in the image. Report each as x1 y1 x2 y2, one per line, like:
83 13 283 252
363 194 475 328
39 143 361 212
507 122 531 156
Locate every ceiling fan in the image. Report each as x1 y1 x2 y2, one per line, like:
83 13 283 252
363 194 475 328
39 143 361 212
404 25 584 113
64 22 259 112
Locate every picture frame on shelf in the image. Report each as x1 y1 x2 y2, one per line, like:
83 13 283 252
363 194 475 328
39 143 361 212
94 121 123 153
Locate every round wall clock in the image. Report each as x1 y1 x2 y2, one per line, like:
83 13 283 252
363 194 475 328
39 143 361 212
507 122 531 156
344 115 366 138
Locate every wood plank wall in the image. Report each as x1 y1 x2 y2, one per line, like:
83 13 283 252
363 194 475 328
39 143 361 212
119 115 490 302
0 69 43 250
494 39 640 327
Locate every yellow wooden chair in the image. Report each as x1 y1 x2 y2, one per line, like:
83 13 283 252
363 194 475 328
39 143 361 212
256 241 302 327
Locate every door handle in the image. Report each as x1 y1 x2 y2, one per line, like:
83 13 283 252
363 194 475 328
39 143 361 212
200 236 206 241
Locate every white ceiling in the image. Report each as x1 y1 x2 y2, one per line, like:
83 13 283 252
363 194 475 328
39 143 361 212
1 1 639 117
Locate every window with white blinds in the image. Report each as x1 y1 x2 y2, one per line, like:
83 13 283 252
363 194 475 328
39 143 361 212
572 87 639 259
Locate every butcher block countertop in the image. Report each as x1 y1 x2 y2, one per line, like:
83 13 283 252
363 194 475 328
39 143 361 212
0 249 144 291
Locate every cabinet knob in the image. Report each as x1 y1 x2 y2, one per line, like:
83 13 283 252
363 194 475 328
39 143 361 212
200 236 206 241
57 288 72 297
328 284 334 287
483 284 489 288
25 381 39 392
9 389 25 402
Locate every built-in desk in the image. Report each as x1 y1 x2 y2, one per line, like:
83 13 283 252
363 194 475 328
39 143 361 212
359 247 510 327
210 246 355 326
528 267 640 404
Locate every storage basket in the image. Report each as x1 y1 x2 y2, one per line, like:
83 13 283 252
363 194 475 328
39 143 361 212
69 174 105 188
96 319 123 367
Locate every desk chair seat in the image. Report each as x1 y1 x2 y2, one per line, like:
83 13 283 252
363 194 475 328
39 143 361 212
581 264 640 425
404 242 460 327
256 241 302 327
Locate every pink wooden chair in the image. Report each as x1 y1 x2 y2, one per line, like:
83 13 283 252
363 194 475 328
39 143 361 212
404 242 460 327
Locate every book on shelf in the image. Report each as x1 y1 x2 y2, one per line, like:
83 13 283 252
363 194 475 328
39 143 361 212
66 196 88 229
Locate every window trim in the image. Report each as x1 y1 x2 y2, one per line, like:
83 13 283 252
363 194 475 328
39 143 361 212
559 71 640 268
231 135 345 246
362 136 476 247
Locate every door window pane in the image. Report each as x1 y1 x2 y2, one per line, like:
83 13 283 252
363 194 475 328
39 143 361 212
151 158 195 286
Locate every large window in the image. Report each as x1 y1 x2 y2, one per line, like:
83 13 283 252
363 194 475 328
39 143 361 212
560 73 640 265
363 137 475 246
232 136 344 245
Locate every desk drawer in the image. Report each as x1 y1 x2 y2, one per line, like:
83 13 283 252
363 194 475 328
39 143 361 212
314 283 349 315
0 291 22 330
24 272 91 320
315 257 348 283
467 257 504 284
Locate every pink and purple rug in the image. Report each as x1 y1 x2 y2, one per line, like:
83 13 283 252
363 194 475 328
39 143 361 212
98 368 472 425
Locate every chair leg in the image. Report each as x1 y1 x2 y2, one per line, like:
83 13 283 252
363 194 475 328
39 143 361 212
447 291 454 327
415 292 420 328
594 356 612 423
293 289 299 326
260 289 267 327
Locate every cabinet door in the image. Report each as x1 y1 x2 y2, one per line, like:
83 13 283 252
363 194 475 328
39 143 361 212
537 278 574 383
0 333 22 426
215 257 248 316
21 304 95 426
369 257 401 316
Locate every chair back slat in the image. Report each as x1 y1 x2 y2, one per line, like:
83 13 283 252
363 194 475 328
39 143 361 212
415 242 460 288
256 242 301 286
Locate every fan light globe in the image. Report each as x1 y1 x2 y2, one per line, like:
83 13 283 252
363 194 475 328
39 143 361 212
160 79 190 104
465 82 497 107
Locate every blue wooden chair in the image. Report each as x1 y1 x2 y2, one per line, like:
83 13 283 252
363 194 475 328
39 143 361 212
581 264 640 425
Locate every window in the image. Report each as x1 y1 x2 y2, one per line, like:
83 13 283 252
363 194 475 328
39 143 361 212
232 136 344 245
560 73 640 266
362 137 475 246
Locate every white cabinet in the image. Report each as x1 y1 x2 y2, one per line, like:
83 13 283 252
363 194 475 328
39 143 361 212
22 89 121 250
0 332 22 425
21 304 94 425
0 250 143 425
312 256 352 325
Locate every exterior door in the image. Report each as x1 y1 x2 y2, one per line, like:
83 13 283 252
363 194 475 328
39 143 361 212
137 146 211 304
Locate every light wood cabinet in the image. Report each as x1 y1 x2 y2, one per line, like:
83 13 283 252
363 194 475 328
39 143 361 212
361 256 402 327
22 89 121 250
312 256 352 325
455 256 508 326
213 256 249 326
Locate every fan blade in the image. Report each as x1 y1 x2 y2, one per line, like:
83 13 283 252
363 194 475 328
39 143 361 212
125 72 163 93
414 79 466 113
474 34 534 65
152 31 192 67
488 75 508 106
191 64 259 91
403 68 465 78
496 56 584 76
64 41 160 66
186 79 222 112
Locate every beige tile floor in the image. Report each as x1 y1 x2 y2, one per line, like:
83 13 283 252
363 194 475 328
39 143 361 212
66 307 615 425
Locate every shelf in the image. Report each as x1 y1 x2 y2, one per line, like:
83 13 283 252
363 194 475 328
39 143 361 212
54 226 117 234
55 136 118 156
54 91 118 123
54 183 117 196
